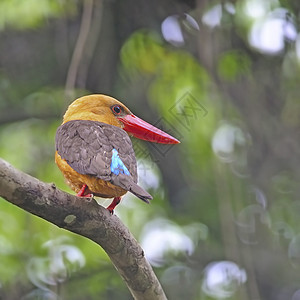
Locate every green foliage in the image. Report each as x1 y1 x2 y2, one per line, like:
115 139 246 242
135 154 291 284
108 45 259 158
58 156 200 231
120 30 166 74
0 0 77 30
1 0 300 299
217 50 252 81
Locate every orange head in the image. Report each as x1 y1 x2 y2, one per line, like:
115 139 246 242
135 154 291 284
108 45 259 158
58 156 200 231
63 94 180 144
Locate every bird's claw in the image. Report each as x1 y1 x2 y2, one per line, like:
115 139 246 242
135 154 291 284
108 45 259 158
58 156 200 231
84 193 94 198
106 196 121 215
77 184 93 198
107 208 114 215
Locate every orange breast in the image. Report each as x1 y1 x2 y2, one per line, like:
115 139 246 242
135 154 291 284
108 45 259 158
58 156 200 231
55 152 127 198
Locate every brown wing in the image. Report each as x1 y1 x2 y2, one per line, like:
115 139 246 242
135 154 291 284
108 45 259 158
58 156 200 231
55 120 152 202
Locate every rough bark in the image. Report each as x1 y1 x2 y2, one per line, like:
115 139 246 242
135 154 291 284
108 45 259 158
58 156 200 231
0 158 167 300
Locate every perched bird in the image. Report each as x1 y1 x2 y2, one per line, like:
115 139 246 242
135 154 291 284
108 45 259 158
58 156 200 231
55 94 179 213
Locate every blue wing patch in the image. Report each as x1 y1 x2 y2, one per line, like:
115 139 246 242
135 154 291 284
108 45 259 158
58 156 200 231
110 148 130 176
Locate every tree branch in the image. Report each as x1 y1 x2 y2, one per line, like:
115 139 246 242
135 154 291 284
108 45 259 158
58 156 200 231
0 158 167 300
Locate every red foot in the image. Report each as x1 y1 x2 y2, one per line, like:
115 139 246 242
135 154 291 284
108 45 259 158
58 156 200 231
77 184 93 198
106 197 121 214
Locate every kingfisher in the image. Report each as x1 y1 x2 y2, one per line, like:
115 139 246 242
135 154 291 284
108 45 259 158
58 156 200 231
55 94 179 213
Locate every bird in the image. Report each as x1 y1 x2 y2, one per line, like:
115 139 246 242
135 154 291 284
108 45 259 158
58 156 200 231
55 94 180 213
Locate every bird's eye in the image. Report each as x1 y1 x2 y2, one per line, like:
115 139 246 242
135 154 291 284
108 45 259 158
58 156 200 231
112 105 122 115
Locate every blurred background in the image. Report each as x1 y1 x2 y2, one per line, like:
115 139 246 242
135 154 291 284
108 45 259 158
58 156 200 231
0 0 300 299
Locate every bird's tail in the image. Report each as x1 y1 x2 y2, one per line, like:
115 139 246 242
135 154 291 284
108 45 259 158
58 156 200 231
129 183 153 203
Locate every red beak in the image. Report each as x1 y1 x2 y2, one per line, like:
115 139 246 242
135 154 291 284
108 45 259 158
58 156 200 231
118 114 180 144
